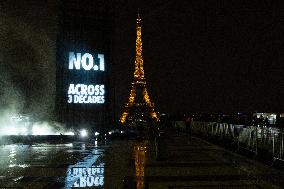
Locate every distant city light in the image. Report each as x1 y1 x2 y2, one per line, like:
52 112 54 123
65 132 75 136
65 143 73 147
32 125 49 135
80 129 88 137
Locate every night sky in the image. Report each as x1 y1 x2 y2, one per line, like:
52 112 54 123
113 0 284 116
0 0 283 121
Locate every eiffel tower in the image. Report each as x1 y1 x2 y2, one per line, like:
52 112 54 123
119 13 159 126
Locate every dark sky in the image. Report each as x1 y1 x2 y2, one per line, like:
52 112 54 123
113 0 284 116
0 0 283 121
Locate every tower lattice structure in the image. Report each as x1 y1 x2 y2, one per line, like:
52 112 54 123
119 13 159 125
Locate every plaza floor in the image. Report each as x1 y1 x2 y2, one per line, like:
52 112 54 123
138 133 284 189
0 133 283 189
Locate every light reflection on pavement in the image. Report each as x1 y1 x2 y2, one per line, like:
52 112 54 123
0 141 110 188
65 147 105 188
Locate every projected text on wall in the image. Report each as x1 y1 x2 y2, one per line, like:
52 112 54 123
67 52 105 104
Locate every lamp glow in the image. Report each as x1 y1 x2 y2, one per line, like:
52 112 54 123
80 129 88 137
65 132 75 136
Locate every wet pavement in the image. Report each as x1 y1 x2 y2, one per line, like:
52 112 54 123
0 133 283 189
0 140 109 188
144 133 284 189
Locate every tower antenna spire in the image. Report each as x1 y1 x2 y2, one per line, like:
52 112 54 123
137 8 141 25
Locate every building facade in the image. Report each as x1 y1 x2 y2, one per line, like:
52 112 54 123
56 0 112 132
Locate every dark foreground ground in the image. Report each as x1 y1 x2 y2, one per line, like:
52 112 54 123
0 132 283 189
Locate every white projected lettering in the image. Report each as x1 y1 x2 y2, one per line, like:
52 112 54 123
67 52 105 104
68 52 105 71
68 84 105 104
66 166 104 187
98 54 105 71
81 53 94 70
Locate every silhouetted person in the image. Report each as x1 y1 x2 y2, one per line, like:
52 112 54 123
185 116 192 139
155 132 167 161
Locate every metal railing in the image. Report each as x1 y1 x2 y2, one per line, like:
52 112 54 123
192 121 284 162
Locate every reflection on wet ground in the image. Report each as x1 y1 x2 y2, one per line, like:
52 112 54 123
0 140 110 188
65 145 105 188
134 142 147 189
0 133 284 189
0 138 148 189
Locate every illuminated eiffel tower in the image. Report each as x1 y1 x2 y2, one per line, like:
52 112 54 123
119 13 159 125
